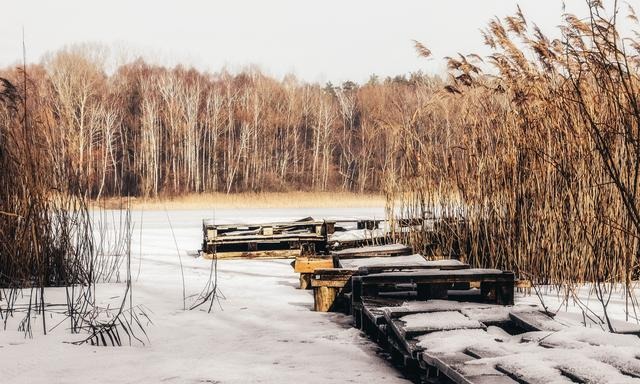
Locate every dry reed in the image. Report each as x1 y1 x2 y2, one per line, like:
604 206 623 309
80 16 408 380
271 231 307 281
386 2 640 327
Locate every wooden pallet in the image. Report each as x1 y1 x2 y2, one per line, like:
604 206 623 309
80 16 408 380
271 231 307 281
357 297 640 384
313 255 470 313
310 268 353 312
202 218 334 258
293 256 334 289
353 269 515 306
330 243 412 259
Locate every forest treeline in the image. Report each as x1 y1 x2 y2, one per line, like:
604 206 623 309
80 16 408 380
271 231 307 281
0 55 439 197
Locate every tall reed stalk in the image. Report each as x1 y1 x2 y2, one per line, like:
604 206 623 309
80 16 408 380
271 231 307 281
386 2 640 325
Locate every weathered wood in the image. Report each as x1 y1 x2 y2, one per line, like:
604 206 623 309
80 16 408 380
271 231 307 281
494 364 549 384
416 283 449 300
389 313 485 340
331 243 412 259
353 269 515 306
202 218 334 256
293 257 333 273
312 268 354 280
338 255 468 272
360 269 515 285
357 262 470 274
358 294 639 384
509 311 565 332
383 302 498 319
313 286 338 312
311 279 349 288
202 249 301 260
299 273 312 289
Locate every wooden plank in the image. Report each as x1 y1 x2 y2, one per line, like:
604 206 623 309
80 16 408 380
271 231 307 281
494 364 541 384
339 255 467 271
509 311 566 332
311 268 354 288
204 219 328 230
312 268 354 279
310 279 349 288
208 233 326 243
421 352 476 383
464 346 508 359
293 257 333 273
202 249 301 260
357 263 470 274
361 269 514 285
389 313 485 340
443 360 518 384
331 243 412 258
383 301 499 319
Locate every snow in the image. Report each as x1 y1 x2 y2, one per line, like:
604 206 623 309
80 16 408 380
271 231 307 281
331 243 410 255
388 299 495 312
329 228 387 243
415 312 640 384
0 207 408 384
370 268 504 278
516 284 640 329
400 311 482 331
339 254 428 269
3 206 640 383
461 305 537 322
417 328 504 353
339 256 469 270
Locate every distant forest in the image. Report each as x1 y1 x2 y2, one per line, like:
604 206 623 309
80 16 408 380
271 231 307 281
0 50 439 197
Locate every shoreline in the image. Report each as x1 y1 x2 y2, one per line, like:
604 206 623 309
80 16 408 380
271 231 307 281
93 191 387 210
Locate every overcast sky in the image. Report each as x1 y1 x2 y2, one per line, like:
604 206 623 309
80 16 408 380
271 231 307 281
0 1 637 83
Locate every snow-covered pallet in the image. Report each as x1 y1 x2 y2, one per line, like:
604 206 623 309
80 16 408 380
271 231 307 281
358 299 640 384
330 243 412 259
342 256 469 274
328 231 390 250
311 255 470 313
352 268 515 307
201 218 334 259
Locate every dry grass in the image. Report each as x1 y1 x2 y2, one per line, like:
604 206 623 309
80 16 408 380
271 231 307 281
98 191 386 210
0 73 147 343
386 2 640 327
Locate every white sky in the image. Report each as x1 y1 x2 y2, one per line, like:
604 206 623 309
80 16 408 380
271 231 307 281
1 0 637 84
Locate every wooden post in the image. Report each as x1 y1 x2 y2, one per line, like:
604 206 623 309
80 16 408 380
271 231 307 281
310 268 352 312
299 273 312 290
314 286 338 312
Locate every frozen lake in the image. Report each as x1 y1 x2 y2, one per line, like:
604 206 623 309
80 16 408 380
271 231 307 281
2 207 410 384
2 206 638 383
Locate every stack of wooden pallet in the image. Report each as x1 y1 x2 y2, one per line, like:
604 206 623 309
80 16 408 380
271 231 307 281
304 248 515 314
300 250 640 383
202 218 335 259
291 243 413 311
358 298 640 383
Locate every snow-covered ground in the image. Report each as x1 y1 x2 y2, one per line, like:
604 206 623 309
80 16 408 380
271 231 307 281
1 207 409 384
1 207 639 383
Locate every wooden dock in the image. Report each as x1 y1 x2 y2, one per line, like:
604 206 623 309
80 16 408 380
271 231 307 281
201 217 412 259
299 251 640 383
357 297 640 383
